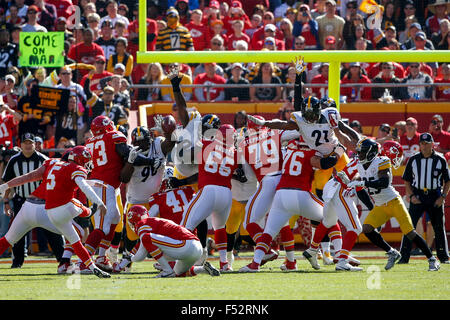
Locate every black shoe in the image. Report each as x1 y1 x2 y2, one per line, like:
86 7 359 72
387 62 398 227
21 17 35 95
11 263 22 269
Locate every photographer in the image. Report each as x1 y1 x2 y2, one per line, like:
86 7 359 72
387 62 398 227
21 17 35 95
1 133 64 268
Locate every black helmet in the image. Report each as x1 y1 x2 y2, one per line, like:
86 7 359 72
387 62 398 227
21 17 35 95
116 125 128 138
301 96 321 123
356 138 379 165
131 126 152 151
319 97 337 109
201 114 221 136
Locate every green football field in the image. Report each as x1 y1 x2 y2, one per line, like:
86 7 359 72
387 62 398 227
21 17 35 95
0 250 448 301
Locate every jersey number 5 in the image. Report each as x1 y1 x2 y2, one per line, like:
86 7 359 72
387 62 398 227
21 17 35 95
46 165 62 190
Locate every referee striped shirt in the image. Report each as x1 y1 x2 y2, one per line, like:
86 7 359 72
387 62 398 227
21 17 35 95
2 151 48 198
402 150 450 191
155 26 194 51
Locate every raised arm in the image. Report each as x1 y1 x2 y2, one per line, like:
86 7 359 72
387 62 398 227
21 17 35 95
168 65 190 127
247 115 299 131
0 165 46 197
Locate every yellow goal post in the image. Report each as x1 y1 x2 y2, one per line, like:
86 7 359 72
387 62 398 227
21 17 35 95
137 0 449 109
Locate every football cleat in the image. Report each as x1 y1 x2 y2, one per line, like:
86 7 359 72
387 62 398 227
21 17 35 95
106 247 119 264
335 260 363 272
93 266 111 278
194 248 208 266
238 262 260 273
95 256 113 272
385 249 402 270
334 255 361 266
322 251 334 265
203 261 221 276
428 257 440 271
303 249 321 270
220 261 233 273
260 249 279 266
70 261 93 274
280 259 297 271
154 270 176 278
57 262 71 274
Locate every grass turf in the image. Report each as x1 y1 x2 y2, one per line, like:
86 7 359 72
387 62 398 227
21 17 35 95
0 250 448 300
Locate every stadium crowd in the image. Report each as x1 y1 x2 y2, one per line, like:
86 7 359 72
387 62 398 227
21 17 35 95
0 0 448 268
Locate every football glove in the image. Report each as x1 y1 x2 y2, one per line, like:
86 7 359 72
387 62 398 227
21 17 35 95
247 114 265 127
292 56 307 75
348 180 365 188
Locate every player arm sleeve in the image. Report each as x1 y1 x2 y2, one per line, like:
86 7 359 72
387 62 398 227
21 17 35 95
148 204 159 218
131 241 148 262
75 176 105 207
5 166 46 187
356 188 374 211
116 142 157 166
293 72 303 111
363 173 389 189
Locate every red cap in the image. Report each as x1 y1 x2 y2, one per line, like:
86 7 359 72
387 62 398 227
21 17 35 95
209 0 220 9
28 5 39 12
95 55 106 62
406 117 418 125
325 35 336 44
231 1 242 8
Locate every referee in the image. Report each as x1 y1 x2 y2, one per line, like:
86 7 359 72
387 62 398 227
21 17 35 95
2 133 64 268
400 132 450 264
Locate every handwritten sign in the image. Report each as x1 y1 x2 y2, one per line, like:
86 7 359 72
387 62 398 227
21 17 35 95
19 32 65 67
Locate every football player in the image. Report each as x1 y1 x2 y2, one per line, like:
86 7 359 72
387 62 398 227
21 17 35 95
239 138 341 272
347 138 440 271
117 205 220 278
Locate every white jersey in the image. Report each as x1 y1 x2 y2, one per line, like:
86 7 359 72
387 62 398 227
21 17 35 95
127 137 166 204
172 110 202 178
231 162 258 202
355 156 400 206
290 107 340 156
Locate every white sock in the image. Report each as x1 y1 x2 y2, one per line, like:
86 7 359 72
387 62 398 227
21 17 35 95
62 249 73 260
254 248 265 265
286 250 295 262
98 247 107 257
226 251 234 267
193 266 206 274
157 256 173 272
321 241 331 253
219 249 227 264
331 238 342 253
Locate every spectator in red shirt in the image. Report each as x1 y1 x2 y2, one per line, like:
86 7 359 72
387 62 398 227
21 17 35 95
245 14 262 38
367 60 405 80
68 28 105 76
429 114 450 154
193 63 226 102
251 12 284 49
426 1 450 36
223 1 252 35
279 18 294 50
311 62 329 99
0 104 21 148
127 17 158 59
209 20 227 48
253 24 285 50
186 9 210 51
80 55 114 95
371 62 402 101
227 20 250 50
340 62 372 101
401 117 421 163
433 62 450 100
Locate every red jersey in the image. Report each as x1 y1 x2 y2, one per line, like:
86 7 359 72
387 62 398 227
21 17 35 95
127 19 158 59
250 26 284 50
340 75 372 101
185 22 210 51
311 74 328 99
80 71 114 94
367 62 405 79
193 73 226 101
431 130 450 153
85 130 127 189
31 158 60 200
197 139 237 190
44 161 88 210
400 132 421 161
67 42 105 74
434 78 450 100
239 129 282 182
277 140 319 191
227 33 251 50
0 114 16 147
136 217 199 241
149 186 195 225
341 157 359 181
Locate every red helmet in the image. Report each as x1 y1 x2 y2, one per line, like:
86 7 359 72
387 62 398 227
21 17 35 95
127 205 149 233
247 115 265 130
217 124 236 146
90 116 115 136
381 140 403 169
68 146 93 170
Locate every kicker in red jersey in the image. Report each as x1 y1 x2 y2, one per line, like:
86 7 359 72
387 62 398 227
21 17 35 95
85 130 127 189
276 140 320 191
149 186 195 225
197 139 237 190
31 158 60 200
136 217 199 241
44 161 88 210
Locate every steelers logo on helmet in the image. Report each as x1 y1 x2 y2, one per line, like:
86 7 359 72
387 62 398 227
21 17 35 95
131 126 152 151
201 114 221 139
301 96 321 123
356 138 379 165
319 96 336 109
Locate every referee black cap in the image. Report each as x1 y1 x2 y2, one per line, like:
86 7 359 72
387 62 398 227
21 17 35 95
419 132 434 143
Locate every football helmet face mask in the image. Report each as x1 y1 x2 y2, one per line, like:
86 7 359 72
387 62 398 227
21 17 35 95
131 126 152 151
319 97 337 109
356 138 379 165
127 205 149 233
68 146 93 171
90 116 115 136
381 140 404 169
301 96 321 124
